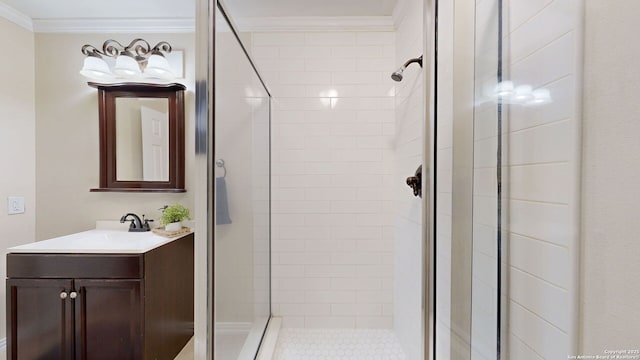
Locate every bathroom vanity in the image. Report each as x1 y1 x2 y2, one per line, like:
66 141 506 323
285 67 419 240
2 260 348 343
6 230 194 360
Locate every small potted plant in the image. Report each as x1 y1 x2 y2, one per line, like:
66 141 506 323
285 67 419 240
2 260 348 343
160 204 190 232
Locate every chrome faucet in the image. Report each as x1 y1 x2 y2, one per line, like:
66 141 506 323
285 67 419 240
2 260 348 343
120 213 153 232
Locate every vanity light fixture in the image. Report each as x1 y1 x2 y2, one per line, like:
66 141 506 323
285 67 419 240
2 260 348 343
80 39 175 81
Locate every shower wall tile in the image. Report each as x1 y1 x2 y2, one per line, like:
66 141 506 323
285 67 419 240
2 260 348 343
252 30 396 328
393 0 426 357
505 0 582 357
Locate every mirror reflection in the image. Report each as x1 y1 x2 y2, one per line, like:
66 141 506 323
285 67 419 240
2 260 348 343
116 98 170 182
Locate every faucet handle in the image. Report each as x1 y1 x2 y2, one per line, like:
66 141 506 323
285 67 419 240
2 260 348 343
142 214 154 230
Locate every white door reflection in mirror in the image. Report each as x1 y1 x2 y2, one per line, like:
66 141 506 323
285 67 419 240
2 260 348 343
141 106 169 181
115 98 169 182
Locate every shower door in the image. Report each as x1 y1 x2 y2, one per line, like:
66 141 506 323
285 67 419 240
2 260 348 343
435 0 502 358
214 2 272 359
436 0 580 358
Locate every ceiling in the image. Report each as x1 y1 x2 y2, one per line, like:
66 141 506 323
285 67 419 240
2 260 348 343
1 0 398 20
225 0 398 17
0 0 195 19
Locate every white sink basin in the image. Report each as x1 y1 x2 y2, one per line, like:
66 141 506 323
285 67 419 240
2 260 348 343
8 229 189 254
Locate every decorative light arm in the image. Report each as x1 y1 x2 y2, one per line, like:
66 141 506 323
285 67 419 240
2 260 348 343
81 39 173 63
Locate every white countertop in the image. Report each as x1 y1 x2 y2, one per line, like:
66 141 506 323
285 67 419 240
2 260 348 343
7 229 191 254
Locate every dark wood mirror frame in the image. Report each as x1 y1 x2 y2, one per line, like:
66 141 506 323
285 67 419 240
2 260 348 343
88 82 186 192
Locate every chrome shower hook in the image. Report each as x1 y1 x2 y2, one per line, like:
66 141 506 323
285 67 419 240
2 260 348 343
216 159 227 178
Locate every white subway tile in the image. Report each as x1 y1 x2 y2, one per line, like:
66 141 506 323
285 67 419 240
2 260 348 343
509 0 554 33
273 290 306 304
330 122 382 136
252 46 279 58
306 239 357 253
330 200 383 214
510 200 570 247
257 58 305 72
356 58 397 71
259 29 398 325
509 76 574 132
279 46 332 58
357 32 395 45
510 301 569 359
510 32 574 89
279 71 331 85
383 304 394 316
331 303 382 316
508 120 571 165
279 174 332 188
306 32 357 46
356 213 395 226
272 213 305 226
509 334 545 360
510 268 569 332
510 0 574 63
304 187 357 201
306 58 357 72
355 316 393 328
305 265 357 278
305 290 356 304
509 163 571 204
331 252 383 265
331 278 382 290
280 277 331 290
270 85 307 99
304 317 356 328
357 238 393 252
332 149 382 162
253 32 306 46
305 85 358 98
279 253 331 265
356 290 393 303
331 71 384 84
272 240 305 253
332 45 385 58
272 162 306 176
510 233 569 289
279 303 330 316
356 264 394 278
304 214 356 227
357 110 395 123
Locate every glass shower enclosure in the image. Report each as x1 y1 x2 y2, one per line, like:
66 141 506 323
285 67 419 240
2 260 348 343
214 2 272 358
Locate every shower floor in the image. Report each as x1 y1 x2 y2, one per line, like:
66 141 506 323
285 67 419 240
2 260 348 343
273 328 407 360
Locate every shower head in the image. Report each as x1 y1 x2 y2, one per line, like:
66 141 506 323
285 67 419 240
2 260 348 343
391 67 405 82
391 55 423 82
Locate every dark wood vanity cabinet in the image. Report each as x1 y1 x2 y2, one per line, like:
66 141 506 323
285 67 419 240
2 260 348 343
6 233 194 360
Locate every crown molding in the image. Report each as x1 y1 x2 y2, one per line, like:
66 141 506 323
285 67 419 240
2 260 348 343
235 16 395 32
0 2 33 31
32 18 195 33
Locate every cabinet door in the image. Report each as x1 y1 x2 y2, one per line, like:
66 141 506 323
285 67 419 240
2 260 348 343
74 279 143 360
6 278 74 360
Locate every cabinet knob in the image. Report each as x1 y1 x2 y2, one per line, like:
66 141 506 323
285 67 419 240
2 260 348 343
69 291 77 299
60 292 68 299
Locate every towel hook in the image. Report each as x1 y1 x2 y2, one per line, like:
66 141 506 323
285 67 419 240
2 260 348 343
215 158 227 178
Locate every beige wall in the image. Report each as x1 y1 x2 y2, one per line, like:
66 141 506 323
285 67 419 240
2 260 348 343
34 33 196 240
581 1 640 352
0 17 36 341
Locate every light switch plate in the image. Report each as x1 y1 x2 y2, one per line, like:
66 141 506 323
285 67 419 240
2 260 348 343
7 196 25 215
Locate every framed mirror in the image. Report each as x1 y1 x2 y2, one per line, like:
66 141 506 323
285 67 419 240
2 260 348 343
89 82 186 192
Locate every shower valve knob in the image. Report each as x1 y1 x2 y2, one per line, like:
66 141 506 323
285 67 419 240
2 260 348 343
406 165 422 198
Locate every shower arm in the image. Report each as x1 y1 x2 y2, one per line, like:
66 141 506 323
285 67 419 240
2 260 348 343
401 55 423 69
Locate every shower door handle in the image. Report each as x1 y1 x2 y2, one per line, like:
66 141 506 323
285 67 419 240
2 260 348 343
406 165 422 198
